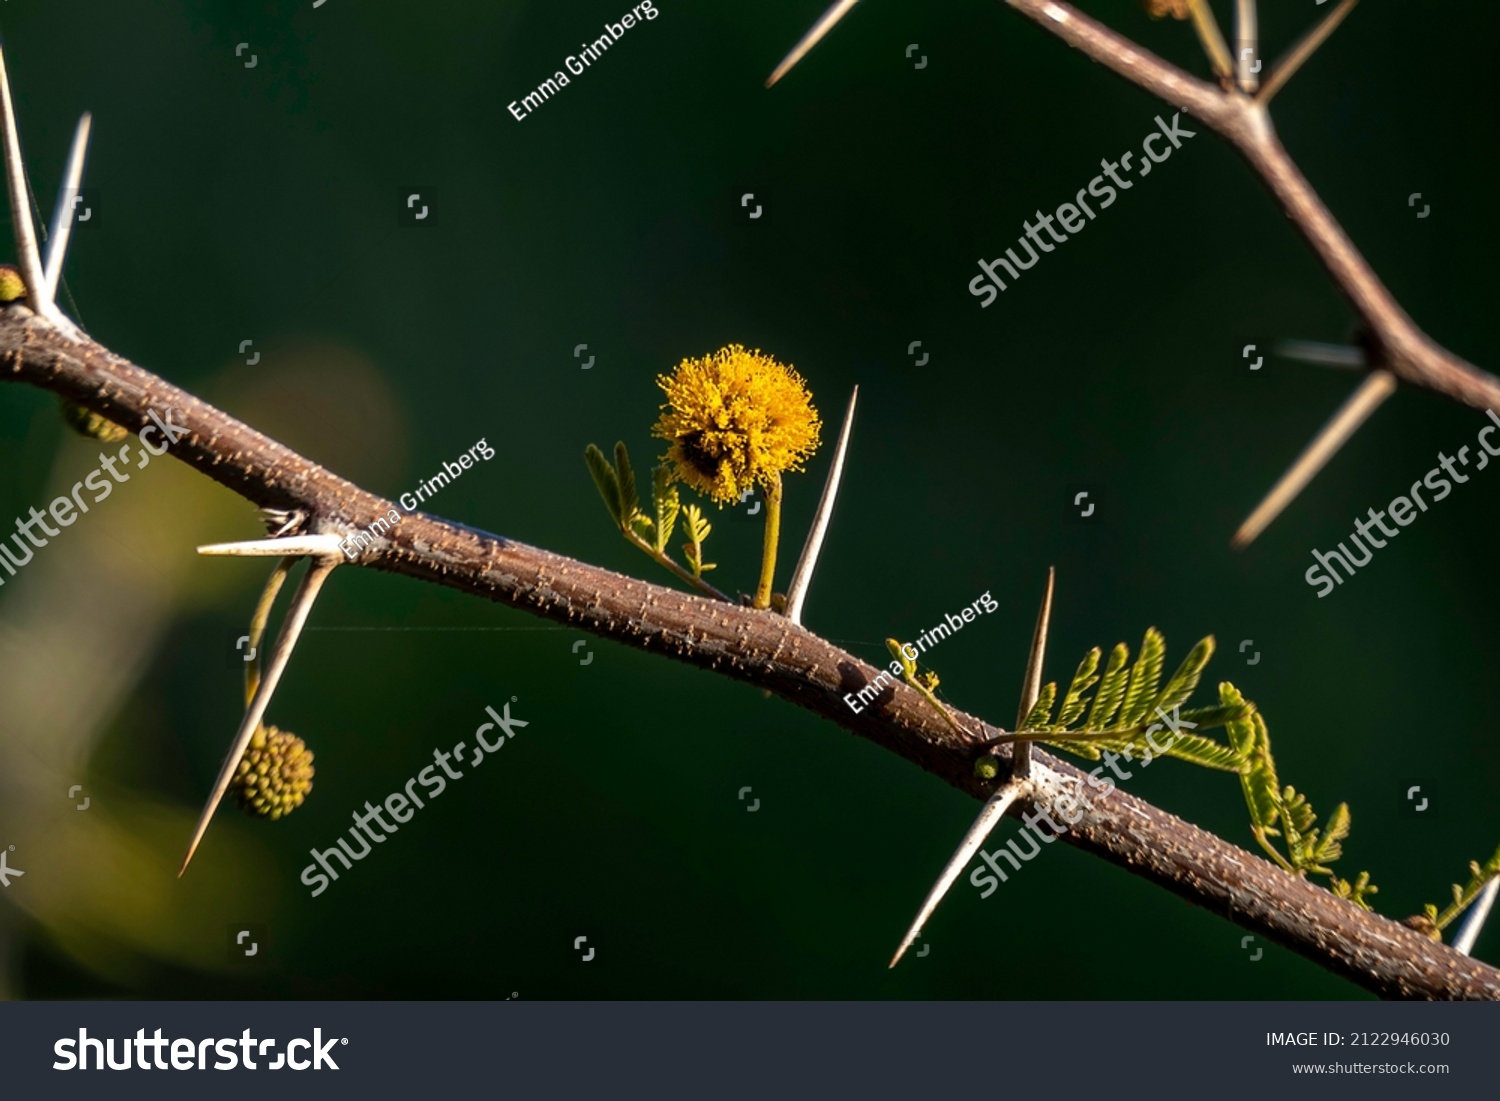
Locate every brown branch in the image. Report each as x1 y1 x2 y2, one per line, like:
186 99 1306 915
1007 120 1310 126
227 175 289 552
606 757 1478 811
1002 0 1499 415
3 306 1496 999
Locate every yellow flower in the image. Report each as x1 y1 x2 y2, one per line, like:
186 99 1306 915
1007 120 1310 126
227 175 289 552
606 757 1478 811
652 344 822 505
0 264 27 302
230 724 315 820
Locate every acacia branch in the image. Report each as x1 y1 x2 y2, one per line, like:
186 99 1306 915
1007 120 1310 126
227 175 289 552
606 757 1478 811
1003 0 1499 414
3 307 1496 999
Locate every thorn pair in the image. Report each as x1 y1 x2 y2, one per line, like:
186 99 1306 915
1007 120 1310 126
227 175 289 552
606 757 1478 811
0 47 89 336
888 567 1055 968
178 534 345 876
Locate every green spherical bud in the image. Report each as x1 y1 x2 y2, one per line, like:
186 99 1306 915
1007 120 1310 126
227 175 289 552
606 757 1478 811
0 264 25 303
230 724 315 820
974 755 1001 781
59 398 130 443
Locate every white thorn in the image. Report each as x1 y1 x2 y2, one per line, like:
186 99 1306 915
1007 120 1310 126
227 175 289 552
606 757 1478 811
766 0 861 88
179 558 337 876
198 534 347 559
0 47 47 316
889 777 1028 968
785 385 858 626
1277 339 1367 371
43 112 91 304
1233 370 1396 549
1012 568 1055 781
1453 877 1499 957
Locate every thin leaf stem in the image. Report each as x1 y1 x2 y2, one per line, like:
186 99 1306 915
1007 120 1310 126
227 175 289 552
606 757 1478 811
623 529 730 602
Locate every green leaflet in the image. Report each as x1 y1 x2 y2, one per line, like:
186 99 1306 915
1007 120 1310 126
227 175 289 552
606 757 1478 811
1177 703 1253 733
652 465 679 554
585 443 624 527
681 503 715 577
614 442 640 528
1057 647 1101 728
1312 803 1351 867
1151 730 1244 772
1023 683 1057 730
1086 644 1131 730
1118 628 1166 727
1219 683 1257 760
1154 636 1214 717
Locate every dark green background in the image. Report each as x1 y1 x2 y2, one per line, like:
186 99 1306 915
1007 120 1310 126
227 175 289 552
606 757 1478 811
1 0 1496 999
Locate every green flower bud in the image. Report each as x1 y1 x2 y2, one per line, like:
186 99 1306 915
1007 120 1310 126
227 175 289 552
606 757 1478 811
59 398 129 443
0 264 25 302
230 724 315 820
974 755 1001 781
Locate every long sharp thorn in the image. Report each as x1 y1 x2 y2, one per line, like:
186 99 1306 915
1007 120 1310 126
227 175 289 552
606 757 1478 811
1232 369 1396 549
785 385 858 626
1277 339 1367 371
198 534 347 559
178 558 337 876
1012 567 1055 781
1187 0 1234 82
765 0 860 88
1259 0 1360 105
889 779 1026 968
1453 877 1500 957
0 48 46 314
43 112 91 303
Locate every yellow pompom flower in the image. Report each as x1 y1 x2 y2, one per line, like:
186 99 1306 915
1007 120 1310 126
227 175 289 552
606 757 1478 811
652 344 822 610
229 724 315 820
652 344 821 506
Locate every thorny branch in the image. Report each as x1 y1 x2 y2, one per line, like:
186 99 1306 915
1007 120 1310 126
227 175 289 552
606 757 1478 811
2 307 1497 998
2 3 1497 997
